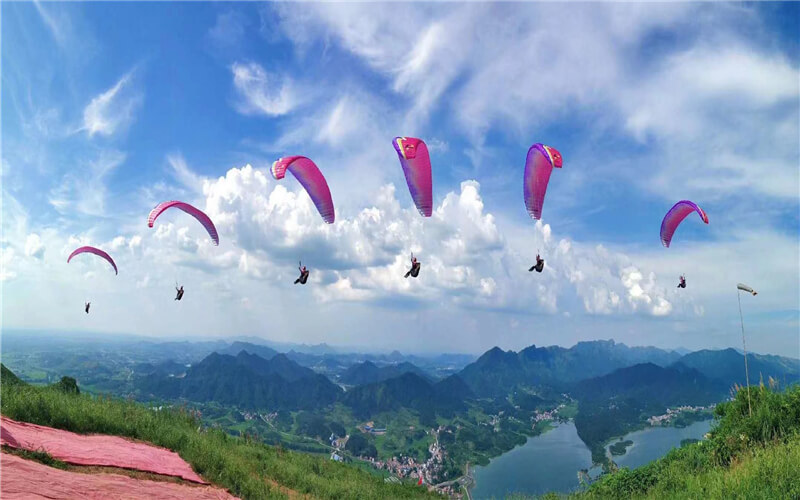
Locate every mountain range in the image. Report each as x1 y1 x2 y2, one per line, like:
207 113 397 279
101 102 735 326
457 340 684 396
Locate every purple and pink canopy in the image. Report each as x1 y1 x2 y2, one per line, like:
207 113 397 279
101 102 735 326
660 200 709 248
393 137 433 217
271 156 335 224
147 201 219 245
523 143 563 220
67 246 118 275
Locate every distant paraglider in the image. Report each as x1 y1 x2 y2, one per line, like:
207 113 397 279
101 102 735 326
68 246 117 313
405 253 421 279
67 246 118 275
523 143 563 221
529 253 545 273
148 201 219 245
272 156 335 224
175 285 184 301
295 262 310 285
660 200 708 248
677 275 686 288
393 137 433 217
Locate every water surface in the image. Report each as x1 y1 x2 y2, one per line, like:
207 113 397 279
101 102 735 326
471 422 594 499
608 419 713 470
471 418 714 499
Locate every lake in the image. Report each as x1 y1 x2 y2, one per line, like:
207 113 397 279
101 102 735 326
607 419 713 470
470 419 713 499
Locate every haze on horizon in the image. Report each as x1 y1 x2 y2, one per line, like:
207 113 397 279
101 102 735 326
2 3 798 357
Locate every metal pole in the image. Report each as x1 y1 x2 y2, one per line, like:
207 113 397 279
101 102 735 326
737 289 752 417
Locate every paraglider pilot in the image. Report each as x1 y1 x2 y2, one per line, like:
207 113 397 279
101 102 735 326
529 253 545 273
295 262 310 285
405 253 421 278
175 285 184 301
85 302 91 314
677 275 686 289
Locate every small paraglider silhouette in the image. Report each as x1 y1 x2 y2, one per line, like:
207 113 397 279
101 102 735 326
85 302 91 314
175 284 184 301
677 275 687 289
405 253 421 278
295 261 310 285
529 251 545 273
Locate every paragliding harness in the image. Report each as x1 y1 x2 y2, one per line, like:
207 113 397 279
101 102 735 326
677 275 686 289
529 252 545 273
85 302 91 314
175 283 185 301
295 262 310 285
405 253 421 278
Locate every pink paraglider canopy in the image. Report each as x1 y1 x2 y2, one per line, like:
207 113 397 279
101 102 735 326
523 143 563 220
271 156 335 224
393 137 433 217
67 246 118 275
148 201 219 245
660 200 709 248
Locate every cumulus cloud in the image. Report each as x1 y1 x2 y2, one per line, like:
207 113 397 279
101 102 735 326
24 234 45 260
82 70 142 137
231 62 296 116
199 164 677 316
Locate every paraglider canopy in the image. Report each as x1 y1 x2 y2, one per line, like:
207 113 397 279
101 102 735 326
393 137 433 217
271 156 335 224
660 200 708 248
67 246 118 275
148 201 219 245
523 143 562 220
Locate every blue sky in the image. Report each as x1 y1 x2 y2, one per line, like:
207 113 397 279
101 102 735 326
2 2 798 356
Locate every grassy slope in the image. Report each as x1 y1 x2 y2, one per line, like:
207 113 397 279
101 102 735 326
537 383 800 499
0 381 440 500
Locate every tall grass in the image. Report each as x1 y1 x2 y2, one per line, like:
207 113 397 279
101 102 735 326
1 383 440 499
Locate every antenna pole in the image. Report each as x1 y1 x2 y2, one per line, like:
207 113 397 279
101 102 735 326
737 289 752 417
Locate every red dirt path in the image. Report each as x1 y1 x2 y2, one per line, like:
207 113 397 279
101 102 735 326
1 452 238 499
0 417 206 484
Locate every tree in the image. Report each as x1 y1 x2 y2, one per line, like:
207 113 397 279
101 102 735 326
54 376 80 395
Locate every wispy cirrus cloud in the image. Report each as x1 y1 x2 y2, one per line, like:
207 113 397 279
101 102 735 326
82 70 143 138
231 62 298 117
48 149 127 217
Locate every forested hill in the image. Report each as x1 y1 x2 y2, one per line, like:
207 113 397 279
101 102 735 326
573 362 727 461
135 351 342 410
340 360 434 385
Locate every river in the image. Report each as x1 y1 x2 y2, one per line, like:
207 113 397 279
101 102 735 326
469 419 713 499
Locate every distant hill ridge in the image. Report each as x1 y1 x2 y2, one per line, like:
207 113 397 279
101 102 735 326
340 360 433 386
135 351 341 410
457 339 684 396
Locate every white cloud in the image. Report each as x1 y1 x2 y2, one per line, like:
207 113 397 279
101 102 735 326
208 11 246 48
167 153 204 192
24 234 45 260
48 149 126 216
271 3 798 205
1 247 17 281
82 70 142 137
200 164 677 316
231 62 296 117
